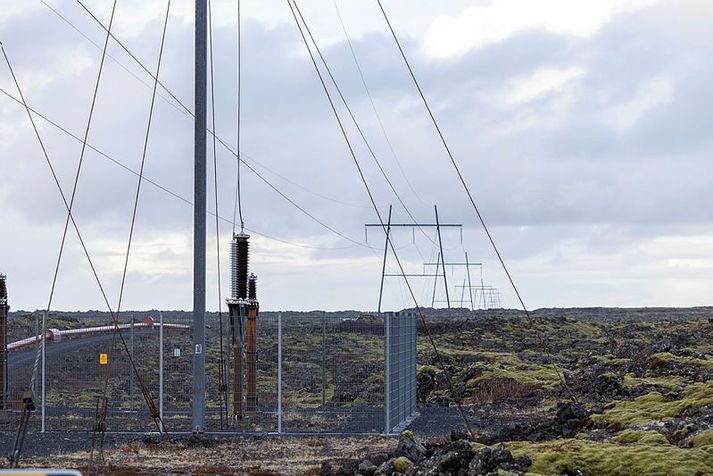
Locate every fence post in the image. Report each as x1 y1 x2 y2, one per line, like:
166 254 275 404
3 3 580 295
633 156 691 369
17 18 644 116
130 314 135 409
321 317 326 408
41 310 46 433
277 312 282 434
411 312 416 417
159 312 164 423
384 312 391 434
33 313 39 398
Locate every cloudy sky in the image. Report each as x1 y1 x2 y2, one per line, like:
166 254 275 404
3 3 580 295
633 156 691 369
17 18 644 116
1 0 712 312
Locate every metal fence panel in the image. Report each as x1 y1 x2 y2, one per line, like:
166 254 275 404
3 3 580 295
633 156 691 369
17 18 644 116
2 310 417 435
280 315 384 433
385 311 418 434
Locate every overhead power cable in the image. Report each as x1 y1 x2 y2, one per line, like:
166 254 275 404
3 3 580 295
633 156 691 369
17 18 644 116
241 152 366 209
73 0 361 211
375 0 578 403
39 0 191 122
74 0 193 119
288 0 475 439
51 0 378 248
0 88 371 252
332 0 423 205
1 1 159 465
293 3 433 257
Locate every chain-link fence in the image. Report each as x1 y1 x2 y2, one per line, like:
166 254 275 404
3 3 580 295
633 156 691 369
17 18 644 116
385 311 418 433
1 311 417 435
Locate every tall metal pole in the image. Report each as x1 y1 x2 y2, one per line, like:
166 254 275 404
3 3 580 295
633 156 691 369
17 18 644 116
193 0 208 433
377 205 392 313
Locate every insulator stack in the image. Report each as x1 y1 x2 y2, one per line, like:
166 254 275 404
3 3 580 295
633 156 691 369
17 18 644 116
226 233 260 420
248 274 257 301
231 233 250 300
0 274 6 306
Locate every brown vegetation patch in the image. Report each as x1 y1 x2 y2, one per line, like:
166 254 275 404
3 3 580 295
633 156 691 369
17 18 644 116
467 377 539 404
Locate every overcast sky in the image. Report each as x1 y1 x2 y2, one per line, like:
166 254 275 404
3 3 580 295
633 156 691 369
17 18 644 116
1 0 712 312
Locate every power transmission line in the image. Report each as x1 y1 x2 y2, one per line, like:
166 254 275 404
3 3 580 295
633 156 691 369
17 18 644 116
332 0 423 205
376 0 578 404
293 3 434 258
288 0 475 439
0 89 373 252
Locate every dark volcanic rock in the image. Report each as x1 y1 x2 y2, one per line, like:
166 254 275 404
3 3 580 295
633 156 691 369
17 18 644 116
469 446 531 475
568 365 628 402
395 430 427 462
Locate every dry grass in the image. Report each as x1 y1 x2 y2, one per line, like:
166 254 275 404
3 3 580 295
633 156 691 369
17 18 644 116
20 436 394 475
467 377 539 404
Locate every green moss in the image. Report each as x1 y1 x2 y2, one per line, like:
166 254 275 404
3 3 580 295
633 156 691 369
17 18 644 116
623 373 687 390
652 352 713 371
508 438 713 476
594 354 630 366
471 441 485 451
392 456 412 473
468 365 560 388
456 351 563 388
592 382 713 428
612 429 669 445
692 430 713 448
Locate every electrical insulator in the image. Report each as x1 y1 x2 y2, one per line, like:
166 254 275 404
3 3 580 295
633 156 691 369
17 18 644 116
248 274 257 301
0 274 6 306
231 233 249 300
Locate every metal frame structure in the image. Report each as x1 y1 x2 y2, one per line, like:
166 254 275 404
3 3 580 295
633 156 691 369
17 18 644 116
367 205 462 313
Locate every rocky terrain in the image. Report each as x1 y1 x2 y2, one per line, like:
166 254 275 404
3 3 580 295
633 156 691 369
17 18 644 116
3 306 713 474
328 307 713 475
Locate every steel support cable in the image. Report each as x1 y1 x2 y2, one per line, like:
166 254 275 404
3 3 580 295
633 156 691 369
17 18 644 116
74 0 192 120
332 0 423 205
39 0 191 122
1 4 145 464
3 12 164 469
287 0 476 439
46 0 117 369
73 0 365 212
292 2 433 256
0 88 373 252
294 4 432 270
95 2 171 459
207 0 229 430
375 0 578 404
0 42 94 467
65 1 374 235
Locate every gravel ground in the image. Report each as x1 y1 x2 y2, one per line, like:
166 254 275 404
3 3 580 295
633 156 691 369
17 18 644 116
0 405 465 466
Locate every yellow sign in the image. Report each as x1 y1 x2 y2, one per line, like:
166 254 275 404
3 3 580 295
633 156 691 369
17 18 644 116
99 353 108 365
